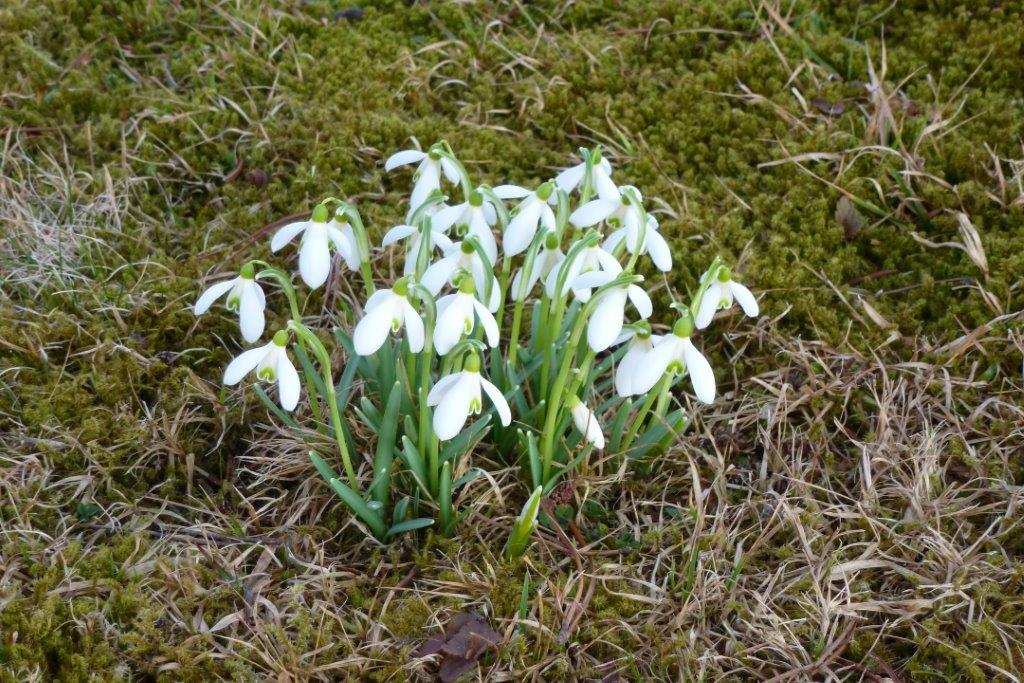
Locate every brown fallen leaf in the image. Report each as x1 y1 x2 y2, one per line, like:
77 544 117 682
414 612 502 683
835 196 865 240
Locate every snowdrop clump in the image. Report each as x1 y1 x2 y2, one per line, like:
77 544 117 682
193 142 758 545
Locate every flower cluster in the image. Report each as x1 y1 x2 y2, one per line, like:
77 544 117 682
193 142 758 543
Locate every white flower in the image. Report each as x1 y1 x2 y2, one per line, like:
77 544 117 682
381 221 453 276
571 271 652 353
694 269 759 329
223 331 300 411
510 234 564 302
271 205 358 289
428 356 511 441
433 286 500 356
631 317 715 403
421 241 501 312
545 244 621 302
613 329 662 398
384 148 461 218
493 182 557 257
555 154 618 202
570 398 605 449
602 210 671 272
352 280 425 355
194 266 266 343
429 190 499 264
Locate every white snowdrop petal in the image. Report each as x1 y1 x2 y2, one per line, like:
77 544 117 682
385 149 426 171
571 270 616 291
602 228 627 255
631 337 678 395
593 248 624 274
271 221 308 252
492 184 531 199
428 372 463 406
223 346 268 385
730 281 760 318
276 354 301 411
554 163 585 193
682 339 716 404
433 295 472 355
627 285 653 319
238 282 266 343
587 290 626 353
594 169 620 203
439 157 462 184
540 204 557 232
382 224 416 247
353 299 396 355
479 377 512 427
569 198 618 227
364 289 393 312
615 345 643 397
472 299 500 347
694 282 723 329
420 255 459 295
194 278 236 315
503 200 541 257
645 229 672 272
433 374 476 440
431 203 465 233
298 224 332 289
402 300 425 352
571 402 605 449
410 163 440 214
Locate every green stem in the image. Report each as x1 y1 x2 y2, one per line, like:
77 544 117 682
621 370 673 454
538 311 589 483
508 297 525 367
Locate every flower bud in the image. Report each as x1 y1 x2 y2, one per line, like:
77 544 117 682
272 329 289 347
311 204 329 223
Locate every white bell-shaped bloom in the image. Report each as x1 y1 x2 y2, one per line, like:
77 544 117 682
510 234 564 302
494 182 557 257
430 190 499 263
352 280 425 355
570 398 605 449
631 317 715 403
428 355 511 441
694 269 759 329
602 209 672 272
545 244 622 302
271 205 357 289
326 215 364 271
223 331 300 411
613 329 662 398
194 265 266 343
433 283 500 355
384 148 461 218
381 221 454 276
572 271 652 353
555 154 618 202
421 241 501 312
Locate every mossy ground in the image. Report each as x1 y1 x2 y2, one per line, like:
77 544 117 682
1 0 1022 680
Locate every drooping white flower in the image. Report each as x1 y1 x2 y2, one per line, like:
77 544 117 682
602 210 672 272
384 147 461 218
194 264 266 343
570 397 605 449
571 271 652 353
429 190 499 264
554 153 618 202
494 181 557 257
613 328 662 398
381 220 453 276
223 330 300 411
326 212 365 271
428 354 511 441
352 279 425 355
545 243 622 302
420 240 501 312
694 268 759 329
631 316 715 403
510 233 565 302
271 204 357 289
433 281 500 355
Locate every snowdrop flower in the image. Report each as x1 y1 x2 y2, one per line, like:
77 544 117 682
271 204 355 289
194 263 266 343
694 268 759 329
352 277 425 355
493 181 557 257
545 243 621 302
381 220 454 276
510 232 564 301
428 353 511 441
602 209 671 272
572 271 652 352
421 240 501 312
223 330 300 411
570 397 605 449
434 278 500 355
429 190 499 263
555 152 618 202
613 327 662 398
631 314 715 403
326 210 365 271
384 147 461 218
